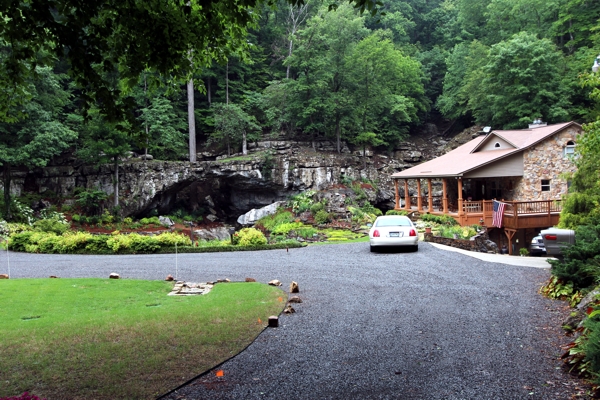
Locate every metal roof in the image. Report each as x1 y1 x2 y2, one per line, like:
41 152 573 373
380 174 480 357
391 122 580 179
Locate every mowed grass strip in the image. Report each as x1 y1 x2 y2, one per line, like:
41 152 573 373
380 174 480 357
0 278 285 399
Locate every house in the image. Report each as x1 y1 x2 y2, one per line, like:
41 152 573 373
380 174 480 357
390 121 582 254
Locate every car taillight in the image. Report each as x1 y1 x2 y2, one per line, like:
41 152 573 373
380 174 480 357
373 230 380 237
544 234 557 240
409 229 416 237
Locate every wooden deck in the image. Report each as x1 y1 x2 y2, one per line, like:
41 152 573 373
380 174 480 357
396 199 561 229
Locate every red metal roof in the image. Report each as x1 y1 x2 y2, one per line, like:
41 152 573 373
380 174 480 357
391 122 579 179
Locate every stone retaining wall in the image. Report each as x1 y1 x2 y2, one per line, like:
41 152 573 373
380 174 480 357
423 228 498 253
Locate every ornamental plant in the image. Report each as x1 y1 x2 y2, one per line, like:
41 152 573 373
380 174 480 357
236 228 267 246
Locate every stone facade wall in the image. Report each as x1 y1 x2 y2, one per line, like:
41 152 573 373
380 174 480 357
513 126 580 201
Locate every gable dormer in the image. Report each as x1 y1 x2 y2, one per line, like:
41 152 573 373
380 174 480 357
471 133 518 153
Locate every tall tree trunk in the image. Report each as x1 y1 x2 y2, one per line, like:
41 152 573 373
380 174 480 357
187 78 197 162
113 158 119 208
226 61 229 105
242 130 247 155
144 73 149 163
207 77 212 105
335 114 341 154
3 164 12 220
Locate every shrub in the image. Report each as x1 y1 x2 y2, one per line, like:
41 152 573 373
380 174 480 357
75 188 108 216
84 235 110 253
288 190 316 213
360 203 382 216
33 218 70 235
437 225 477 239
347 206 375 225
296 226 318 239
155 232 192 247
310 202 324 215
421 213 458 226
385 210 408 216
549 224 600 290
140 216 161 226
272 222 305 235
236 228 267 246
314 210 331 224
256 210 293 232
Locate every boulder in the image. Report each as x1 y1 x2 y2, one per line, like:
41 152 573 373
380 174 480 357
159 216 175 227
0 274 9 279
245 277 257 282
109 273 120 279
268 279 282 286
288 296 302 303
237 201 286 225
194 226 232 241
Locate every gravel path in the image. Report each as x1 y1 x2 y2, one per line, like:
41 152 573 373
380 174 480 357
2 242 586 399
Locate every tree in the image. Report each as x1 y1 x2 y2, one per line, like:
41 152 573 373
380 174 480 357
0 66 77 219
346 31 428 148
475 32 571 128
138 97 187 160
76 112 132 209
209 103 261 155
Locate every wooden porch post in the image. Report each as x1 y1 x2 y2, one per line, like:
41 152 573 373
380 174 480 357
417 179 423 212
404 179 410 210
504 228 517 256
427 178 433 213
457 177 464 216
442 178 448 214
394 179 399 210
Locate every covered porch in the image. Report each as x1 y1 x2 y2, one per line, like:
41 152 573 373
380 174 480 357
392 177 562 254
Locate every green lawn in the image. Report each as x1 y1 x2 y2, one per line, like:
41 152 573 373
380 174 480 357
0 278 285 399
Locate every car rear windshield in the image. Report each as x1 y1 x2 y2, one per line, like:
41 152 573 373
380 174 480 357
376 218 412 227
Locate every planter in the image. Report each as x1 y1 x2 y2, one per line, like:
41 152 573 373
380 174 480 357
425 227 432 234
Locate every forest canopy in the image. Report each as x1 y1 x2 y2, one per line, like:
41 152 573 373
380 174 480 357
1 0 600 160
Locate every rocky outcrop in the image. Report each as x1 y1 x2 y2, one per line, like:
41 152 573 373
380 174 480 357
4 133 457 219
237 201 286 225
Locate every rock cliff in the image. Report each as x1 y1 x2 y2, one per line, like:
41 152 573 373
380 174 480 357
6 124 475 221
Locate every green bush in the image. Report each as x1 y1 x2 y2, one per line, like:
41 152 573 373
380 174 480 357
385 210 408 216
235 228 267 246
314 210 331 224
256 210 294 232
288 190 316 213
437 225 477 239
347 206 376 225
140 216 161 226
421 213 458 226
296 226 318 239
75 188 108 216
549 224 600 290
360 203 382 216
272 222 305 235
310 202 325 215
33 218 70 235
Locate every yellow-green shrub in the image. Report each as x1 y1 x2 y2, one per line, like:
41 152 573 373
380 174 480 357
155 232 192 247
236 228 267 246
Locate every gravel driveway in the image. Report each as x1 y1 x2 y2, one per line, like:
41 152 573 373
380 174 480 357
3 242 583 399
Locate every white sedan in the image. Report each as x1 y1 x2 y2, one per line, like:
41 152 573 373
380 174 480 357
369 215 418 252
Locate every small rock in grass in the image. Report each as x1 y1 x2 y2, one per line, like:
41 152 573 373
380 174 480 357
290 281 299 293
284 304 296 314
268 279 282 286
49 275 59 278
0 274 9 279
165 274 174 281
245 277 256 282
217 278 231 283
288 296 302 303
109 273 120 279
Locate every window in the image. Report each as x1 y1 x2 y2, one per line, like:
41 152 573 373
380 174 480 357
564 140 575 157
494 142 501 148
541 179 550 192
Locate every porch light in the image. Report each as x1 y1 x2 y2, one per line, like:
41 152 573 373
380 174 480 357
593 55 600 73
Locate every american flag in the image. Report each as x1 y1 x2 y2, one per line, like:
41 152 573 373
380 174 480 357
492 200 506 228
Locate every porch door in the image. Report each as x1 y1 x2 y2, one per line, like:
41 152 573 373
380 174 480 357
474 180 485 201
